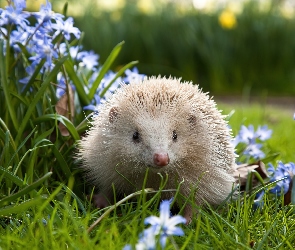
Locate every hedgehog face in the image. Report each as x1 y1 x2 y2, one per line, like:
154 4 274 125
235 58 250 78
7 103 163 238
106 102 206 175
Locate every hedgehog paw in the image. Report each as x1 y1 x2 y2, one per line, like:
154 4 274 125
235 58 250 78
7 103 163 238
91 193 110 209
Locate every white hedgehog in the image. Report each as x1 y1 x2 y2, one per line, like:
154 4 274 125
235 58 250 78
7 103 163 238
78 76 236 222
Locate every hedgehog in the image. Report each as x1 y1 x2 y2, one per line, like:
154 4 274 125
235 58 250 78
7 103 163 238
78 76 236 222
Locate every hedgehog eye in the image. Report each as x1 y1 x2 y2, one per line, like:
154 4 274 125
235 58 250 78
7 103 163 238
133 131 140 143
172 130 177 141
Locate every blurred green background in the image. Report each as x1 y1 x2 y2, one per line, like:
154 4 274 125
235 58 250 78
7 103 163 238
38 0 295 96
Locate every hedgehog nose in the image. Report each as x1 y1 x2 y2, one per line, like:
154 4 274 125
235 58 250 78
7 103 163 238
153 152 170 167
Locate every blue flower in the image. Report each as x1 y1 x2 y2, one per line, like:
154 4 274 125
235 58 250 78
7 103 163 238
0 5 30 29
268 162 295 195
29 36 58 70
59 43 81 59
253 190 265 210
233 124 272 160
143 199 186 248
236 125 256 145
33 0 64 27
123 199 186 250
235 125 272 146
124 67 145 84
255 125 272 141
244 143 265 160
52 17 81 40
78 50 99 70
12 0 26 9
19 62 38 85
83 94 102 112
126 229 157 250
56 73 75 98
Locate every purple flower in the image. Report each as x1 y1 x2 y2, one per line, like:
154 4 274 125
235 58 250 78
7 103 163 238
52 17 81 40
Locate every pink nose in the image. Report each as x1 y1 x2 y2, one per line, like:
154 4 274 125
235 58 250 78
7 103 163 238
153 152 170 167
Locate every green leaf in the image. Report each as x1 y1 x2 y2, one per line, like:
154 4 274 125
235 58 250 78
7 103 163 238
15 56 68 143
0 40 19 130
99 60 138 98
22 58 46 94
64 59 90 105
0 197 46 216
0 167 24 188
33 114 80 141
0 172 52 207
260 153 280 164
89 41 125 99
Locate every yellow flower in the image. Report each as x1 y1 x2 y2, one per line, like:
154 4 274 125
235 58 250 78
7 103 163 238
218 10 237 29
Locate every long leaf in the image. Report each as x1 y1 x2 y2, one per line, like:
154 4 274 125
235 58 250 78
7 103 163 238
33 114 80 140
64 59 90 105
0 172 52 207
0 40 18 130
22 58 46 94
99 60 138 97
0 167 24 187
89 41 125 99
15 56 68 143
0 197 46 216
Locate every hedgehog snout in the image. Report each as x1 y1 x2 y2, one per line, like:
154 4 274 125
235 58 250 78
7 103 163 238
153 152 170 167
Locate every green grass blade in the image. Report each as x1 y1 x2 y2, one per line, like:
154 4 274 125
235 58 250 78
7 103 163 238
15 56 68 143
0 172 52 207
89 41 125 99
0 166 24 187
99 60 138 97
22 59 46 94
33 114 80 140
0 197 46 216
0 40 18 130
64 59 90 105
6 126 37 171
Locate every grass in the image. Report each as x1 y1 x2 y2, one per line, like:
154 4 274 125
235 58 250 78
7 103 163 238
1 102 295 249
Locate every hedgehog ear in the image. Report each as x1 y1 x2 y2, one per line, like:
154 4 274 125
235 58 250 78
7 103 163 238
109 107 119 123
187 114 197 126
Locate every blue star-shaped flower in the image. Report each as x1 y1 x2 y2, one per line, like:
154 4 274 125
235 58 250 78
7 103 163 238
144 199 186 248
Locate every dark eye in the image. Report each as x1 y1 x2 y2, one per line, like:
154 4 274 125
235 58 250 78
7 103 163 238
133 131 140 143
172 130 177 141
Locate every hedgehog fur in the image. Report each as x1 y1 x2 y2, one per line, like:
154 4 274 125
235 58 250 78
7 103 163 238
78 76 236 222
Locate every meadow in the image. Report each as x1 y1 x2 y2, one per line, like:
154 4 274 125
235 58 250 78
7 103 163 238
1 0 295 249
